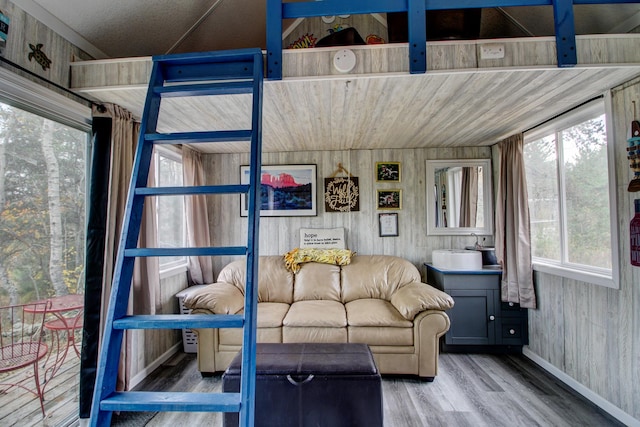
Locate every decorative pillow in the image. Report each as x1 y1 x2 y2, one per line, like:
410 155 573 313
283 248 354 273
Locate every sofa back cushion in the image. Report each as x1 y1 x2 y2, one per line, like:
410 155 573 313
341 255 421 303
293 262 341 302
216 256 293 304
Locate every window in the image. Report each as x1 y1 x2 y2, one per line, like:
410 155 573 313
153 147 187 274
0 69 90 304
524 98 618 288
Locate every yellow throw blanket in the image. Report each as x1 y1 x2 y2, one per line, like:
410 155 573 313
283 248 354 273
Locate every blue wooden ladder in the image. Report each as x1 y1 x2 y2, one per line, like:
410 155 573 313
89 48 263 427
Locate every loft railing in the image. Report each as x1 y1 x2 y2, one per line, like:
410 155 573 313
266 0 640 79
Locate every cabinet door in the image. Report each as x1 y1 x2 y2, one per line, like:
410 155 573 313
446 289 496 345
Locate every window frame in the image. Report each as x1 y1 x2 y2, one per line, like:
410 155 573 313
524 95 619 289
152 145 188 278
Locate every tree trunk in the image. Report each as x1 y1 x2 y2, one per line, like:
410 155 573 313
40 119 68 296
0 114 19 304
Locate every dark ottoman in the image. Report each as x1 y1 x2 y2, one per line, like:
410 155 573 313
222 343 383 427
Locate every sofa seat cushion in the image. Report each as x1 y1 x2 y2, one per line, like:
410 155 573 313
283 326 347 343
284 300 346 327
345 299 413 346
348 326 413 346
345 299 412 328
219 302 290 345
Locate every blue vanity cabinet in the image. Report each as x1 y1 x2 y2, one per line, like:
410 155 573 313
425 264 528 353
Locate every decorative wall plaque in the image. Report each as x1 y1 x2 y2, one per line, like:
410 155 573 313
324 176 360 212
324 163 359 212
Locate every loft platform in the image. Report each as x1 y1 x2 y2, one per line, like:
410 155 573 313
265 0 640 78
70 35 640 154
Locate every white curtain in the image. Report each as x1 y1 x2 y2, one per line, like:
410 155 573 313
182 146 213 284
94 103 160 391
447 167 462 229
495 133 537 309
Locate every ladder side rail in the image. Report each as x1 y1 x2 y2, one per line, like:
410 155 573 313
89 60 165 427
239 51 264 427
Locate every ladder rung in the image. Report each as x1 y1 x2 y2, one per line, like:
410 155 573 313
146 130 252 144
136 185 249 196
113 314 244 330
100 391 241 412
124 246 247 257
155 81 253 98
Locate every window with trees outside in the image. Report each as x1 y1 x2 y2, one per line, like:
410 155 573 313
154 147 187 275
523 98 618 288
0 99 88 305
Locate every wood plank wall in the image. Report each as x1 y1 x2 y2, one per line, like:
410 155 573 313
526 76 640 422
0 0 93 89
203 145 492 278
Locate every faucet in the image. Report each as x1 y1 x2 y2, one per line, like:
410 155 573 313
471 233 480 249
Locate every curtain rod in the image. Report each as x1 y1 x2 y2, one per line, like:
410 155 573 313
523 94 604 134
0 55 105 112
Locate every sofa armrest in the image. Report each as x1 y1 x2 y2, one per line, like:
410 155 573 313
183 283 244 314
390 282 454 320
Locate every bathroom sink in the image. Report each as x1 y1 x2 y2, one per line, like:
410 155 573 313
432 249 482 271
465 246 498 266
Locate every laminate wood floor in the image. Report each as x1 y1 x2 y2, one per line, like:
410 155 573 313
110 351 623 427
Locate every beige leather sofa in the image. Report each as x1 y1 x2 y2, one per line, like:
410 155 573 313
184 254 454 380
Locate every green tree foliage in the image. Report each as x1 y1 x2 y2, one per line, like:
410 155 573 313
525 115 611 270
561 117 611 268
0 102 86 304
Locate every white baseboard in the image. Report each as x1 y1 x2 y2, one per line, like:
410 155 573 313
129 342 182 390
522 346 640 427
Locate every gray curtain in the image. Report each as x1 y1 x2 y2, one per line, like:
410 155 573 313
95 103 160 391
182 146 214 284
495 133 536 309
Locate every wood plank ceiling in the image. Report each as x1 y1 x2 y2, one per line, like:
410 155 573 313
71 38 640 153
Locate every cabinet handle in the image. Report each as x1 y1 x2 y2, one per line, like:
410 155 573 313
509 329 516 335
489 315 495 321
508 302 514 307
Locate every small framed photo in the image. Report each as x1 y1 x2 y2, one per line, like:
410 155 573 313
377 189 402 210
379 213 398 237
376 162 401 182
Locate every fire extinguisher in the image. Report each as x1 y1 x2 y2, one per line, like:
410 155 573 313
632 199 640 267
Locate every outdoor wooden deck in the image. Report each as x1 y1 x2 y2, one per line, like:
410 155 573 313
0 350 79 427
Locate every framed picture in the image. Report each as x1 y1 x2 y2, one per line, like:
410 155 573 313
379 213 399 237
240 164 317 217
377 189 402 210
376 162 401 182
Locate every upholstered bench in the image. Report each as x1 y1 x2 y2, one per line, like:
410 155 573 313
222 343 383 427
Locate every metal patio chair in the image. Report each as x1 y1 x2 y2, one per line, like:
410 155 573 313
0 301 51 417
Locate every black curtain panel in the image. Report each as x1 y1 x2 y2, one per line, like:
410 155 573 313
79 117 112 419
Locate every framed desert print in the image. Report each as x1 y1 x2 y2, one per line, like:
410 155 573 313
379 213 399 237
240 164 317 217
376 162 401 182
377 189 402 210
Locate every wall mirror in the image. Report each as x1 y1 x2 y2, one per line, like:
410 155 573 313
426 159 494 236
